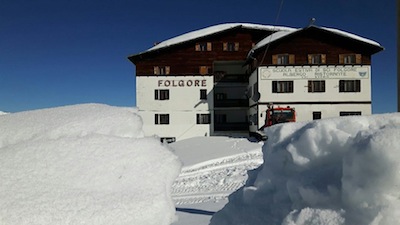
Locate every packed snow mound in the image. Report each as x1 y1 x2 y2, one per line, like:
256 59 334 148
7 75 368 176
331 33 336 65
210 113 400 225
0 104 143 148
0 104 182 225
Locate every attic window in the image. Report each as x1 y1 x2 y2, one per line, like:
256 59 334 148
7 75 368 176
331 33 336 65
339 54 361 64
195 42 212 51
223 42 239 51
308 54 326 64
154 66 170 75
273 54 295 65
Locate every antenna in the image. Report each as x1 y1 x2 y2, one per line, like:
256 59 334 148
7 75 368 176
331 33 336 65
309 18 316 26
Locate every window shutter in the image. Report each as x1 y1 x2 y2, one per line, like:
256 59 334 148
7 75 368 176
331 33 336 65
207 42 212 51
307 54 312 64
234 42 239 51
223 43 228 51
272 55 278 64
339 54 344 64
154 90 159 100
199 66 208 75
154 66 160 75
308 80 312 92
195 43 200 51
272 81 277 93
356 54 362 64
165 66 170 75
289 54 295 64
155 114 159 124
321 54 326 64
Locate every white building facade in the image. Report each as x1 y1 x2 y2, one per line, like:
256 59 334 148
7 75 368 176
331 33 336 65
248 65 372 132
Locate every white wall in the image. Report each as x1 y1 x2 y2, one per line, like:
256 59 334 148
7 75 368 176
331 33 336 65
258 65 371 103
254 65 372 128
136 75 214 141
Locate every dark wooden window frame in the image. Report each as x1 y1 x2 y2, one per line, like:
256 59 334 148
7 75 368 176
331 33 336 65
155 114 170 125
200 89 207 100
308 80 326 93
339 80 361 92
272 81 294 93
155 89 169 100
197 114 211 124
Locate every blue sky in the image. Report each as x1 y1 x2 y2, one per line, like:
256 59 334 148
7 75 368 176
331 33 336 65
0 0 396 113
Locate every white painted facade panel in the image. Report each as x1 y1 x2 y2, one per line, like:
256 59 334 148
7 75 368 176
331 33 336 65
136 75 214 141
258 66 371 102
138 111 212 141
249 65 372 130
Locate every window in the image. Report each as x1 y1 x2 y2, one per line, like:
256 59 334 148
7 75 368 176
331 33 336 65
155 114 169 125
199 66 210 75
200 89 207 100
340 112 361 116
154 89 169 100
197 114 211 124
339 80 361 92
308 54 326 64
195 42 212 51
216 93 226 100
215 114 227 124
339 54 361 64
313 112 322 120
277 54 289 64
272 81 294 93
223 42 239 51
308 80 325 92
160 137 176 143
154 66 170 75
272 54 295 65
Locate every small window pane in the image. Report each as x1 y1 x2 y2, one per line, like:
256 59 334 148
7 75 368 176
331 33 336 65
197 114 211 124
155 89 169 100
200 89 207 100
308 80 325 92
277 55 289 65
339 80 361 92
340 112 361 116
272 81 293 93
313 112 322 120
155 114 169 125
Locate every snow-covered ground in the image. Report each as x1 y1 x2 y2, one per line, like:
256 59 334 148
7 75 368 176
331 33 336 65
1 104 400 225
171 114 400 225
170 137 263 225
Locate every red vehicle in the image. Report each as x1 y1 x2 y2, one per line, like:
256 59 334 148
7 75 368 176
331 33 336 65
253 105 296 141
263 106 296 128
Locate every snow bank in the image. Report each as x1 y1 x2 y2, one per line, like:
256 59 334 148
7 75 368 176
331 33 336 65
210 113 400 225
0 104 182 225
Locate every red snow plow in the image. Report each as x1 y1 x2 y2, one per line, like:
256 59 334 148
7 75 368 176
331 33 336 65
252 105 296 141
263 106 296 128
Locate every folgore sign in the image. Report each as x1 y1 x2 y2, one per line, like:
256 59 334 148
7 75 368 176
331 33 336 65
158 79 207 87
260 65 370 80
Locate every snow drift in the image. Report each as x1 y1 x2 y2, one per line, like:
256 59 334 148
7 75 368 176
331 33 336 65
210 113 400 225
0 104 182 225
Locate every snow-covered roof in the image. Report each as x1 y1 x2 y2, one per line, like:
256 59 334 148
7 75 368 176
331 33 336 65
131 23 296 56
252 29 298 51
321 26 382 47
252 25 383 52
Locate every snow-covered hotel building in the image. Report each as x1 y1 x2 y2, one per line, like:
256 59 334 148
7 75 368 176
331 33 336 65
128 23 383 142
